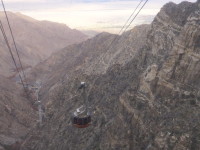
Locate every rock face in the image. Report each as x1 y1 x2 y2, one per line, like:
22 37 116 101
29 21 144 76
0 12 87 77
0 75 36 150
22 1 200 150
27 24 150 103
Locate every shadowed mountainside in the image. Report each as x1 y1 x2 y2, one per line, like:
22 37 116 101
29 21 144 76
27 24 150 103
0 75 36 150
22 1 200 150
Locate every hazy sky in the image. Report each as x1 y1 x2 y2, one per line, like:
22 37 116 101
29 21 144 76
1 0 197 33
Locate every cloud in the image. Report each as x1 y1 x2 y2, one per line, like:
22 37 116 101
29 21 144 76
2 0 197 33
3 0 46 2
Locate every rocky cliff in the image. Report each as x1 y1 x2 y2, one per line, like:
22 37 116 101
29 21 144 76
22 1 200 150
0 12 87 77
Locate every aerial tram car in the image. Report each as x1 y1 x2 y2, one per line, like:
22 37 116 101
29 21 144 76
71 82 91 128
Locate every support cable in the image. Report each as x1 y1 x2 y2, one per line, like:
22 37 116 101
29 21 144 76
92 0 148 74
106 0 148 59
118 0 144 35
0 20 27 93
109 0 145 49
123 0 149 33
1 0 27 84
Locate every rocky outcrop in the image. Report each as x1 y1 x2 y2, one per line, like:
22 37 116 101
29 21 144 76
22 1 200 150
0 12 87 77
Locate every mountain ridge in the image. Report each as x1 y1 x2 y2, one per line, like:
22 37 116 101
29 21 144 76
0 11 88 77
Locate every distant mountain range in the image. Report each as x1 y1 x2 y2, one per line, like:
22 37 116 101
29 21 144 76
0 12 88 77
81 30 99 38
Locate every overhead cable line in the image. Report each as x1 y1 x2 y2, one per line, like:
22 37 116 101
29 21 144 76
105 0 148 58
109 0 148 50
109 0 145 46
123 0 149 33
0 20 27 92
118 0 144 35
92 0 149 72
1 0 27 84
102 0 145 55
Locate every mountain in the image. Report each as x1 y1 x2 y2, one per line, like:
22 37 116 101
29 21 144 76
21 1 200 150
0 75 36 150
27 24 150 103
0 12 88 77
81 30 99 38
